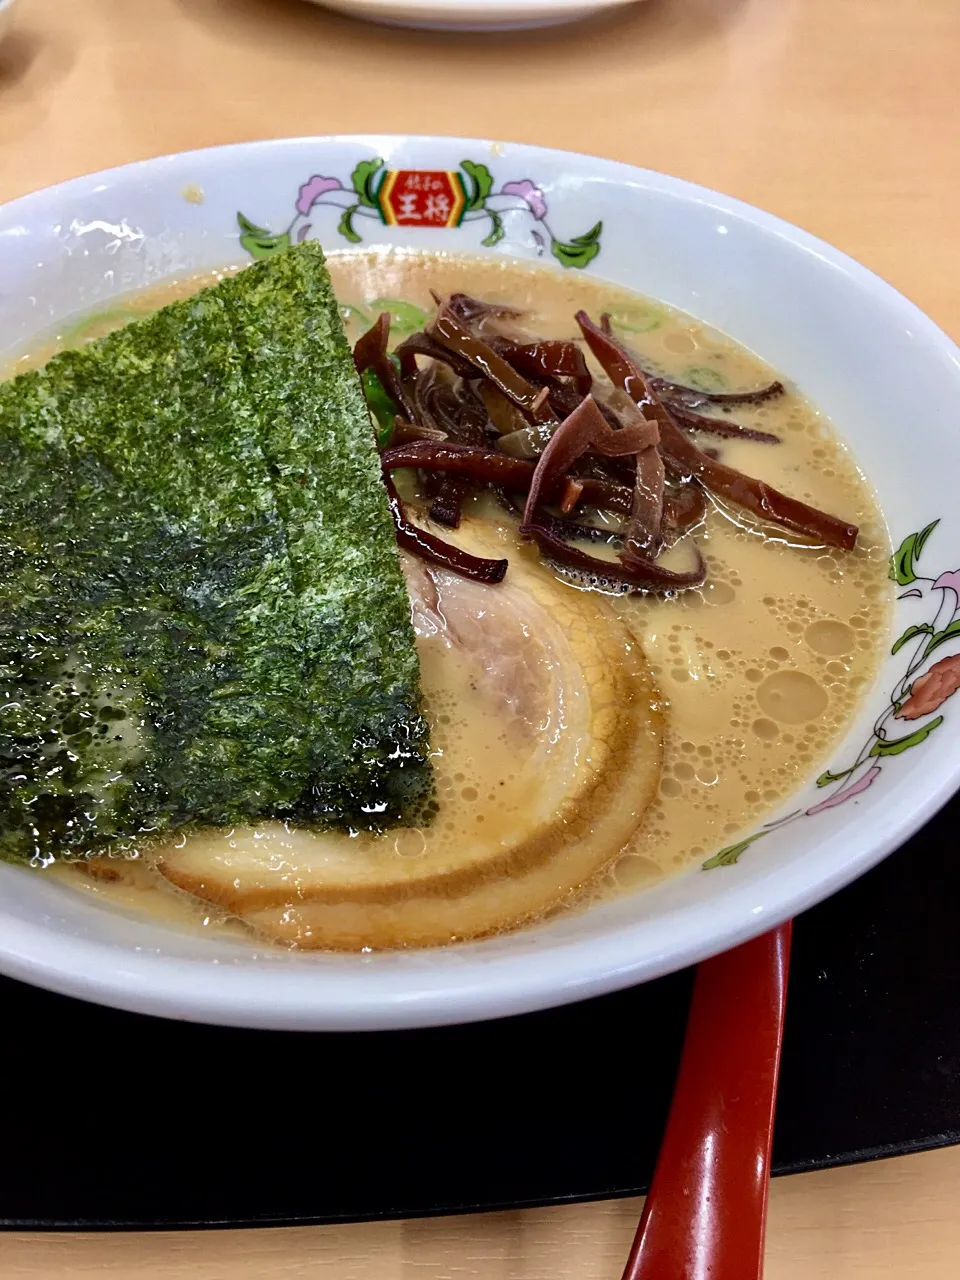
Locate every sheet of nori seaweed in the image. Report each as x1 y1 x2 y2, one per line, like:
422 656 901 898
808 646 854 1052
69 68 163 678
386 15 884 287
0 243 429 863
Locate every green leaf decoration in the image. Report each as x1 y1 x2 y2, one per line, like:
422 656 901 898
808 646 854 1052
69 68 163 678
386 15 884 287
891 623 936 655
683 365 729 393
551 240 601 269
237 212 291 260
923 619 960 658
572 220 603 244
550 221 603 270
239 230 291 259
482 210 505 248
816 764 858 788
350 157 384 209
367 298 429 334
461 160 494 210
702 830 766 869
237 211 271 237
869 716 943 757
889 519 939 585
338 206 363 244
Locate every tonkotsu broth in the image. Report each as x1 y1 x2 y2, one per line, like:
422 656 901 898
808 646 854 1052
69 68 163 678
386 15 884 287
15 251 892 946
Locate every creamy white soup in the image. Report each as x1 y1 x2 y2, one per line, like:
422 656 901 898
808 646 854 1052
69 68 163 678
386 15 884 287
10 252 891 948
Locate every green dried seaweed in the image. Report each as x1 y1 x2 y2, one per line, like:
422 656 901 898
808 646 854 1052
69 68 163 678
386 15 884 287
0 243 430 863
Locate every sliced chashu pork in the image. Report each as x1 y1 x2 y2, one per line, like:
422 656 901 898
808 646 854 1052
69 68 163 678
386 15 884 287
155 520 664 948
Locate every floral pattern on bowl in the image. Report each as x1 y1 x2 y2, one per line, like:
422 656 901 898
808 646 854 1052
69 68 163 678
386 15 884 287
706 522 960 867
237 156 603 269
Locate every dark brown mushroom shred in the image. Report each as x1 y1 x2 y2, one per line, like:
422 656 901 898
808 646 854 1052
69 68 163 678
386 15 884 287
656 377 786 407
382 471 507 585
662 479 709 541
666 401 782 445
576 311 859 551
369 289 857 592
519 397 684 588
429 306 554 423
447 292 524 323
395 330 478 382
380 440 634 515
520 396 658 529
428 477 472 529
626 446 667 558
492 340 593 399
524 524 706 593
354 313 416 424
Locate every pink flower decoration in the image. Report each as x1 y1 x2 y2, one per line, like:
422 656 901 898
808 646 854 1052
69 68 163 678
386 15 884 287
805 765 881 816
896 651 960 721
934 569 960 601
296 175 343 216
501 180 547 221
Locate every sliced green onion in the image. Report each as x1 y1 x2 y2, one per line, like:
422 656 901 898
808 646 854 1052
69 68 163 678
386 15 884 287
368 298 429 334
682 365 729 393
362 366 397 448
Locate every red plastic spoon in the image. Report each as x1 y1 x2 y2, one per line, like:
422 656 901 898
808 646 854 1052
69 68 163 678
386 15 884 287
622 923 792 1280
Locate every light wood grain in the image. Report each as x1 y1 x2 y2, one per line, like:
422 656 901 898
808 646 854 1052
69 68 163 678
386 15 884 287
1 0 959 1274
3 1147 960 1277
1 0 958 339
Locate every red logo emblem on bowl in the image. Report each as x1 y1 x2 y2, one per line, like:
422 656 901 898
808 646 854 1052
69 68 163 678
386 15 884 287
377 170 467 229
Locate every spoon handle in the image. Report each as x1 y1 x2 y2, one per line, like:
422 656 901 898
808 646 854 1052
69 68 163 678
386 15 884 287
621 923 792 1280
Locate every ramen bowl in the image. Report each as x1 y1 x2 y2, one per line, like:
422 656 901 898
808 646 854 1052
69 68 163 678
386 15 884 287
1 135 958 1029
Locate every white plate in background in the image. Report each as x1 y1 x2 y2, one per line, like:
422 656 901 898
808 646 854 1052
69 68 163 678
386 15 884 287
301 0 643 32
0 0 17 47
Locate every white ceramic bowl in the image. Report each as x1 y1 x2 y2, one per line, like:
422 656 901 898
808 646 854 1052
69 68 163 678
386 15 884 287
2 136 959 1030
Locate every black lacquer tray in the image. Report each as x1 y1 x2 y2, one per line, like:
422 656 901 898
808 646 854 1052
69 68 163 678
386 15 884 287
2 792 959 1230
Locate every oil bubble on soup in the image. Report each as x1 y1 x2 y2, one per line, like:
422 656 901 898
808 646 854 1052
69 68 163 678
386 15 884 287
14 249 891 949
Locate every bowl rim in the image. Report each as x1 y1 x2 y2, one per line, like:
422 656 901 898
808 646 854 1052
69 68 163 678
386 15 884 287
2 134 960 1030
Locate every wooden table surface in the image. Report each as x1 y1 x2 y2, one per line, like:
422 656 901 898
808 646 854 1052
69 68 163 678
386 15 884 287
1 0 958 1274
